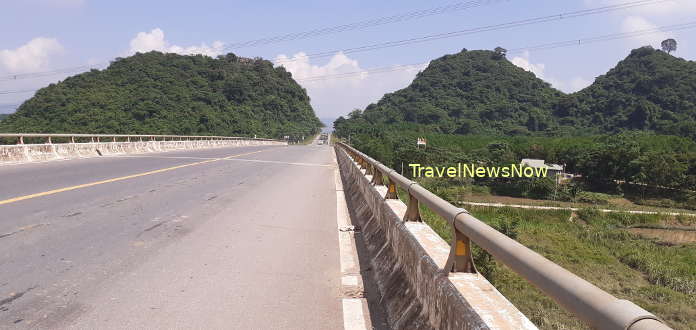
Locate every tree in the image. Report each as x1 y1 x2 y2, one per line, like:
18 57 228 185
661 38 677 54
494 47 507 58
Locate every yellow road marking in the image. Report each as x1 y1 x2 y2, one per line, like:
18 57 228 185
0 150 267 206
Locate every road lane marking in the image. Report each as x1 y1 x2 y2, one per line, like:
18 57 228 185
114 155 332 167
343 299 368 330
0 150 267 206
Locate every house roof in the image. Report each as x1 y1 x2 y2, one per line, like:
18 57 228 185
521 159 546 168
520 159 563 171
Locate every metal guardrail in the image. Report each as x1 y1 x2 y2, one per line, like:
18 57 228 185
0 133 279 144
336 142 672 330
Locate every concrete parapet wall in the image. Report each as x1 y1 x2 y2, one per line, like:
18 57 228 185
0 139 285 165
335 146 536 330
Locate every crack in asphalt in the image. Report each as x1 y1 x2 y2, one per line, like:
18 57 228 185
0 286 36 308
0 224 50 239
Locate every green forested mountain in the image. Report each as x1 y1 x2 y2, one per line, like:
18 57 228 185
353 49 562 135
336 47 696 140
0 52 322 137
555 46 696 139
0 114 8 122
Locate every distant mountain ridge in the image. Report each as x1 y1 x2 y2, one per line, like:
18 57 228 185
335 47 696 140
554 46 696 139
0 52 322 137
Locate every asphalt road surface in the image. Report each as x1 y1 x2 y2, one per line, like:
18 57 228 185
0 144 343 329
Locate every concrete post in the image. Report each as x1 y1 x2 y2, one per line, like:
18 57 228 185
404 193 423 222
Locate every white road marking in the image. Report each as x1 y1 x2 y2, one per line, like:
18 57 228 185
342 275 359 287
343 299 367 330
113 154 332 167
333 149 368 330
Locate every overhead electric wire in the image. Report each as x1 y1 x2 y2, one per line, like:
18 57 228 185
1 18 692 94
222 0 508 50
295 20 696 83
0 0 506 83
275 0 670 64
0 90 38 95
1 19 693 94
0 0 666 83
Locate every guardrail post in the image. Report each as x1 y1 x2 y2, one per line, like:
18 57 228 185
96 137 100 143
70 136 75 143
371 167 384 186
47 136 52 144
127 136 131 142
385 178 399 199
445 212 476 273
112 136 116 142
18 136 24 145
366 163 374 176
403 189 422 222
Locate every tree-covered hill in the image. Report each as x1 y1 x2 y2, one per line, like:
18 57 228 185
554 46 696 140
354 49 563 136
0 52 322 138
336 47 696 140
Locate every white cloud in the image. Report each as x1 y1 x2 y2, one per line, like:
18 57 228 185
275 52 426 119
128 28 225 57
511 51 592 93
569 77 594 92
511 51 546 79
0 37 64 73
621 16 670 47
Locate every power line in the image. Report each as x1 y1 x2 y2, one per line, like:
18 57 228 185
295 20 696 83
0 1 507 83
222 0 508 50
275 0 670 64
0 90 37 95
0 64 107 82
0 0 665 83
1 19 692 94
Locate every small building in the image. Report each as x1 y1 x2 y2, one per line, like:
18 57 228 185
520 159 564 180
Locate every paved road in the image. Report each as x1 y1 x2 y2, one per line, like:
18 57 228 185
0 144 343 329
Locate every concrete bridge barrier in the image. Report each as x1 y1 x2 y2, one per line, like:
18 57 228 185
335 142 672 330
0 134 285 165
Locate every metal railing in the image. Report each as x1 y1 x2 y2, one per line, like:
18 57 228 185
0 133 279 144
336 142 671 330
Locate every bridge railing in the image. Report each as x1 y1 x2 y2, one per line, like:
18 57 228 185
336 141 671 330
0 133 279 144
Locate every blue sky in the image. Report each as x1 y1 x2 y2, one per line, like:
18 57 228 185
1 0 695 119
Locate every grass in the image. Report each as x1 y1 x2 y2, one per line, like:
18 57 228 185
398 183 696 329
456 191 696 217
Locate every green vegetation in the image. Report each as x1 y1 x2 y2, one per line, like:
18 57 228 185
345 130 696 207
340 44 696 328
555 47 696 140
409 196 696 329
0 52 322 138
0 114 8 122
338 49 562 136
336 47 696 139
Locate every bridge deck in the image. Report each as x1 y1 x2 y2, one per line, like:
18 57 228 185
0 144 349 329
